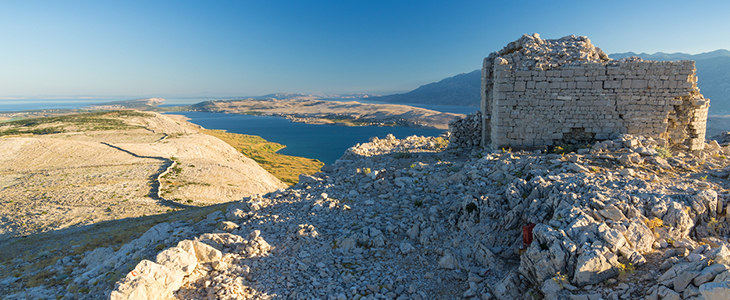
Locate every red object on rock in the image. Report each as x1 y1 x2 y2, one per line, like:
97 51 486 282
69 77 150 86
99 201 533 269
522 223 536 247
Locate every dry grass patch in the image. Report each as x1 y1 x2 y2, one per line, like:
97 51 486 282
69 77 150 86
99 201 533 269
202 129 323 185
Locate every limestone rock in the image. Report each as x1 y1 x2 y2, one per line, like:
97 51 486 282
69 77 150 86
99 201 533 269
699 281 730 300
624 218 654 253
572 249 617 286
438 252 459 270
663 202 694 239
491 271 524 300
218 221 239 232
109 260 183 300
597 223 626 252
192 240 223 263
598 205 626 222
673 271 699 293
657 285 681 300
694 264 729 286
710 245 730 265
197 232 244 250
519 224 577 285
155 244 197 276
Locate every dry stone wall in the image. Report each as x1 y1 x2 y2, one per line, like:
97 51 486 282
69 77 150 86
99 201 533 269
448 111 482 148
481 34 709 151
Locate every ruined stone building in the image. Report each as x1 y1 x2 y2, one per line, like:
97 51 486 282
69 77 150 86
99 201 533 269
479 34 709 151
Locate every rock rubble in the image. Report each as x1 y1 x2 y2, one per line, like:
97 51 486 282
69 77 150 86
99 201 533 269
449 111 482 149
8 133 730 300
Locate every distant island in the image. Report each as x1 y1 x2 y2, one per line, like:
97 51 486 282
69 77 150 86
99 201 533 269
185 97 464 130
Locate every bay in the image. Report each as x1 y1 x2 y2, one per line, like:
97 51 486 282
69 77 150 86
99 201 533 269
169 111 447 165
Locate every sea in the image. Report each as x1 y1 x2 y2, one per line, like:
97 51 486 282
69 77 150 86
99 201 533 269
0 98 478 165
170 111 452 165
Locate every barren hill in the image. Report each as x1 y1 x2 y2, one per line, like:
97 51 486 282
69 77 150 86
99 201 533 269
190 98 464 130
0 111 286 240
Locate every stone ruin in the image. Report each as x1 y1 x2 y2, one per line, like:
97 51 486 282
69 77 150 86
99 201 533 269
473 33 709 151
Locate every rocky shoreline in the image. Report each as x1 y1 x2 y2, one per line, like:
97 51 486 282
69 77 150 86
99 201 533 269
8 132 730 299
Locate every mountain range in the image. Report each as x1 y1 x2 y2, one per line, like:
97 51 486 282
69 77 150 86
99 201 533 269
372 49 730 114
369 70 482 107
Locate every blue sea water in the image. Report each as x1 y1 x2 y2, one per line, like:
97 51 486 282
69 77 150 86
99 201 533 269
1 98 464 165
0 99 103 111
170 111 447 165
0 98 209 112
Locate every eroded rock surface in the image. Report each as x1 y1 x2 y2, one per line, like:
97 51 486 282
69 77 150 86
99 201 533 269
7 133 730 300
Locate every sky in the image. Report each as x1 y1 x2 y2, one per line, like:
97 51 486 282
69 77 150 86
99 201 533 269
1 0 729 99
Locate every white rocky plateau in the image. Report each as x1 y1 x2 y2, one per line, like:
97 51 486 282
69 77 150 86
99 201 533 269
6 129 730 300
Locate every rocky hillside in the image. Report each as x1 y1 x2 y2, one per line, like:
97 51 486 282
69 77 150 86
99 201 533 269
9 132 730 299
0 111 286 241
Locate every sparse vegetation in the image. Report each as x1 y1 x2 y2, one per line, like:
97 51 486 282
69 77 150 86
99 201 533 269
550 143 591 155
201 129 323 185
656 146 672 158
393 149 413 159
644 217 664 229
617 262 635 279
0 110 149 137
433 137 449 149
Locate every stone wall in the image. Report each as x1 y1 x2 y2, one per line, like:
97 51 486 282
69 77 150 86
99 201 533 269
448 111 482 148
481 34 709 151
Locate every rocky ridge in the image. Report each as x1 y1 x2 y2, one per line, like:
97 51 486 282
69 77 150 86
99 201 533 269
8 133 730 299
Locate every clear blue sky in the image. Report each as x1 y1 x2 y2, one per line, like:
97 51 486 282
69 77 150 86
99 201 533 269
1 0 728 99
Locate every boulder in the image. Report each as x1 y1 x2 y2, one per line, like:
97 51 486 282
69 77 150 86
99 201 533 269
694 264 729 286
690 190 718 217
491 271 524 300
197 232 244 250
699 281 730 300
192 240 223 263
673 271 699 293
109 260 183 300
597 223 626 252
710 245 730 265
597 205 626 222
624 218 654 253
519 224 578 285
438 252 459 270
225 207 248 221
657 285 681 300
155 243 197 276
572 249 617 286
218 221 239 232
662 202 694 239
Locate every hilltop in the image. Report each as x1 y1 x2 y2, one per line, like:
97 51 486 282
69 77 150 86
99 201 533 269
4 129 730 299
0 111 288 241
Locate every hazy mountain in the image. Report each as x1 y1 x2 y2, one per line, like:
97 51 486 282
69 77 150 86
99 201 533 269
609 49 730 61
610 50 730 114
368 50 728 113
370 70 481 107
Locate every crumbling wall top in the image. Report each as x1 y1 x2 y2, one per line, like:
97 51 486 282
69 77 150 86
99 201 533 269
487 33 611 70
